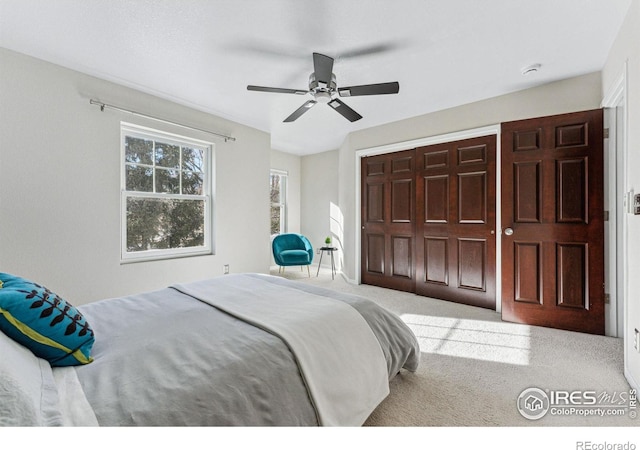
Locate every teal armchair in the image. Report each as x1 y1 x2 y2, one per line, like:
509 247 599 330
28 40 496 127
272 233 314 277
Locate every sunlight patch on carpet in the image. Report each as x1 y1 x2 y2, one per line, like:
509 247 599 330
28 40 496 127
401 314 531 366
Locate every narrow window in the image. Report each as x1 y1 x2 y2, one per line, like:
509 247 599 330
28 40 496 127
121 123 213 262
270 170 287 235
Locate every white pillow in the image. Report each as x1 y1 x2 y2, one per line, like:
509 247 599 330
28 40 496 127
0 330 63 426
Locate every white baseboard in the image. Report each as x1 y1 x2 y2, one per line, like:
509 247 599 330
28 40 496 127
339 272 358 285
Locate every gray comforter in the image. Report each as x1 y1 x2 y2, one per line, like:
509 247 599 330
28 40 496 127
67 274 419 426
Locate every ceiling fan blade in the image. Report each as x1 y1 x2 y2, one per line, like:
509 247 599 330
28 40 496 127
328 98 362 122
338 82 400 97
247 85 308 95
283 100 317 122
313 53 334 84
337 42 400 60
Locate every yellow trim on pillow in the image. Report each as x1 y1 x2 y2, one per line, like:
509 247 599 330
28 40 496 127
0 280 3 289
71 349 93 364
0 307 92 364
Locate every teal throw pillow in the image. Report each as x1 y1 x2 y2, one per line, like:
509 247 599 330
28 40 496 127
0 273 94 366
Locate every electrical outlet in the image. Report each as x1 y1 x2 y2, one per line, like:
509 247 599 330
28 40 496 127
223 264 230 275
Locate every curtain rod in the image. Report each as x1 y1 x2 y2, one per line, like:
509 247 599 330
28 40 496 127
89 99 236 142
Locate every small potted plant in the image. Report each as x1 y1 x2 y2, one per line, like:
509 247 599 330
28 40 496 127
325 236 332 246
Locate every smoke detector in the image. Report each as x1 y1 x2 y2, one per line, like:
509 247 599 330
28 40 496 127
522 63 542 76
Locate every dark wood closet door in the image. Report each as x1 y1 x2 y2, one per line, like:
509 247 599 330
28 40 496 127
361 150 415 292
501 109 605 335
414 136 497 309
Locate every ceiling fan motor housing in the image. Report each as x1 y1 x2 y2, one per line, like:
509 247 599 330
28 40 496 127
309 72 337 103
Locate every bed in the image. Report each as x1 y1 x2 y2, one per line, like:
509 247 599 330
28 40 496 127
0 273 419 426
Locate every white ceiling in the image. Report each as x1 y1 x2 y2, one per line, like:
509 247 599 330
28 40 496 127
0 0 632 155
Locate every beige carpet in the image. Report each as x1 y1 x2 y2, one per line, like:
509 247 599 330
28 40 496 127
270 266 636 427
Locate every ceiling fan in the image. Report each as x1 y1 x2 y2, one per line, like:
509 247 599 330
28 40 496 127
247 52 399 123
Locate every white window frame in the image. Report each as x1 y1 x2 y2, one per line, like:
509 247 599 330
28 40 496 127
270 169 288 235
120 122 214 263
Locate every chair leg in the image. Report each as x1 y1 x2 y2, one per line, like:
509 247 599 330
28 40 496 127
307 265 310 277
300 266 303 272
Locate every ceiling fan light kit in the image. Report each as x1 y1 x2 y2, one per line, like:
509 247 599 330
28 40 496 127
314 90 332 104
247 52 399 122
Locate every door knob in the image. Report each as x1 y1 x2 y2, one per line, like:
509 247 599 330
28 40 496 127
504 228 514 236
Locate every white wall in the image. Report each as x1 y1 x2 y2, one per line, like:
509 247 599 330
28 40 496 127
0 48 272 305
301 150 340 269
338 71 603 282
601 0 640 388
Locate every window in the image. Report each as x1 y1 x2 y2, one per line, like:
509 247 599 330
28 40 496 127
270 170 287 235
121 123 213 262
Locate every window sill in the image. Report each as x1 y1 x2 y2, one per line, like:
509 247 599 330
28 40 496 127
120 248 212 264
